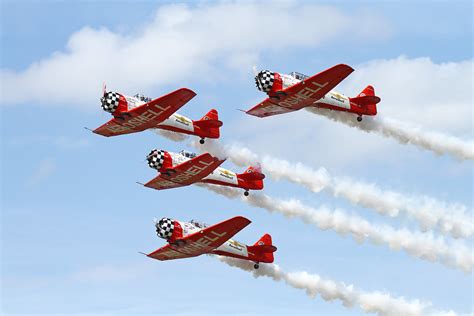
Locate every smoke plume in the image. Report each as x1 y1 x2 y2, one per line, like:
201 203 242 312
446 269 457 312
306 108 474 160
199 184 473 273
194 140 473 239
219 257 459 316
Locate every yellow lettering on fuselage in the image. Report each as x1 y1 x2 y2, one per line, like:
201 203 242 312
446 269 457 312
170 160 215 184
278 80 328 108
175 230 227 255
106 103 171 133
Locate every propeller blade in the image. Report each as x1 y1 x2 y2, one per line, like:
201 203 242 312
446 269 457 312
102 82 107 96
252 65 258 76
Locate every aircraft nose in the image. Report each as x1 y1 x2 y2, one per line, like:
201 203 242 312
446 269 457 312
100 91 120 113
146 149 166 170
156 217 174 240
255 70 273 92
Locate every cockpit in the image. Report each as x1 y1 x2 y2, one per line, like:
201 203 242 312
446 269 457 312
289 72 309 81
133 93 152 102
190 219 207 228
179 150 197 159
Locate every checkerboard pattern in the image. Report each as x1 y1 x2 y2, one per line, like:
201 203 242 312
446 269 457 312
156 217 174 240
255 70 274 92
101 92 121 113
147 149 165 170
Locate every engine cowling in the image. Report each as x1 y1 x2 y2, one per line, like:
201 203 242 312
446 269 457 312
255 70 282 93
100 91 127 114
146 149 172 171
155 217 181 240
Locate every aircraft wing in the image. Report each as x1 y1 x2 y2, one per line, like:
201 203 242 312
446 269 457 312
147 216 251 261
144 153 224 190
93 88 196 137
246 64 354 118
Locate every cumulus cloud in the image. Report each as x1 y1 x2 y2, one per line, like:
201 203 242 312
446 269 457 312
0 2 390 108
338 56 473 134
300 56 474 160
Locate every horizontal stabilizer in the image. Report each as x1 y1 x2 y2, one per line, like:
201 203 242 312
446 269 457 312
247 233 276 263
351 95 381 106
239 171 265 181
250 244 277 253
194 119 223 129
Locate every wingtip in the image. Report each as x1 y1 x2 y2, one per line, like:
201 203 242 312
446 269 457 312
233 215 252 225
333 63 354 72
179 87 197 97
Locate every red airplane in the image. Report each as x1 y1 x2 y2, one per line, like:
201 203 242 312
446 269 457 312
92 86 222 144
247 64 381 122
141 149 264 196
146 216 276 269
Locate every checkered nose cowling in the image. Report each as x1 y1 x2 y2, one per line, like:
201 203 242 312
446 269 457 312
156 217 174 240
100 91 121 113
255 70 275 93
147 149 166 171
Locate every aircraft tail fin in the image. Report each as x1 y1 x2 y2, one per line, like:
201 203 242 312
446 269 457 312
194 109 223 138
253 233 273 247
238 165 265 181
248 233 277 263
352 85 381 115
237 165 265 190
199 108 219 121
357 85 375 97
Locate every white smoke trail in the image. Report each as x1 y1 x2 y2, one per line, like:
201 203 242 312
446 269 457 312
198 184 473 273
219 257 459 316
305 107 474 161
153 129 189 142
193 140 474 239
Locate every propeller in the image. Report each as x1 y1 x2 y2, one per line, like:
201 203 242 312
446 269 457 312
254 66 263 91
146 149 157 163
252 65 258 76
102 82 107 97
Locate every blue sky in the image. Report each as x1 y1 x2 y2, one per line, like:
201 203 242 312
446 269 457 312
1 1 472 315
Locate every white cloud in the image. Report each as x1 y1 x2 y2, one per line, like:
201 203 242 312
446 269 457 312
227 56 473 167
27 158 56 186
337 56 473 134
0 2 390 109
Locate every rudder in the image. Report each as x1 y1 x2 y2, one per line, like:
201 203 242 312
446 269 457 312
355 85 379 115
200 109 219 121
237 165 265 190
248 233 277 263
194 109 223 139
254 233 273 247
358 85 375 97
